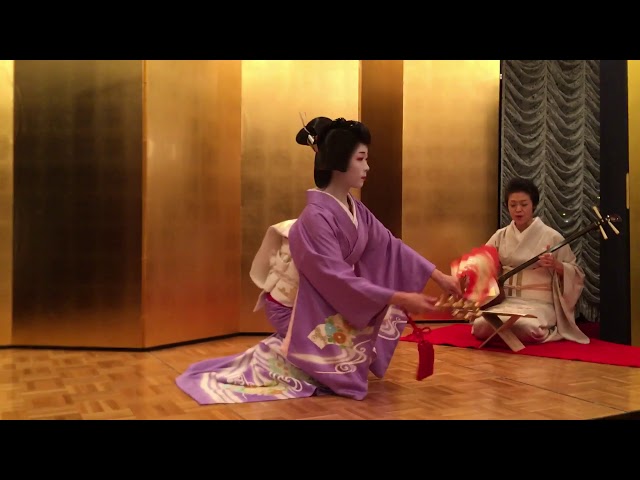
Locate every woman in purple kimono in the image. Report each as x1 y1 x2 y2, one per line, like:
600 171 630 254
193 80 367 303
176 116 462 404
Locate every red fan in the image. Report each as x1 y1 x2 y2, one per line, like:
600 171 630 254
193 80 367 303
451 245 501 306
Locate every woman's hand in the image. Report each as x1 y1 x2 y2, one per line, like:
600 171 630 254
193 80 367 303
390 292 439 316
431 269 463 297
536 245 563 276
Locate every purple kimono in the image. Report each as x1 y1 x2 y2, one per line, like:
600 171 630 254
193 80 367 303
281 190 434 400
176 190 434 404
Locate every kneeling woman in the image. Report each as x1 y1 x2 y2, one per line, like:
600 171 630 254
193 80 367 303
175 116 461 404
471 178 589 345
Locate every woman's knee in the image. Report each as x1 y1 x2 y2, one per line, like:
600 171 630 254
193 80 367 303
514 324 551 343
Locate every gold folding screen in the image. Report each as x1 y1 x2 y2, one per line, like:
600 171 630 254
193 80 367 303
628 60 640 346
0 60 12 345
10 60 144 348
402 61 501 300
360 60 405 238
3 60 242 348
0 60 500 348
143 60 242 347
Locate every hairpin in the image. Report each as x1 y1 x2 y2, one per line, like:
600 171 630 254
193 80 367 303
299 111 318 152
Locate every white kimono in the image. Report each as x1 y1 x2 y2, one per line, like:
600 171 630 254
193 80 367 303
472 217 590 345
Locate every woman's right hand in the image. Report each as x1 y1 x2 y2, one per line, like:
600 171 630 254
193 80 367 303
431 269 463 297
390 291 439 316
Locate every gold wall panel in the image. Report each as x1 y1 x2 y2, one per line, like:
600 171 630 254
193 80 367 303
143 60 242 347
240 60 360 332
628 60 640 346
0 61 12 345
11 60 144 348
402 60 501 299
360 60 404 238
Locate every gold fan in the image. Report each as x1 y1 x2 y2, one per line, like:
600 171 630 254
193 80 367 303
434 294 482 322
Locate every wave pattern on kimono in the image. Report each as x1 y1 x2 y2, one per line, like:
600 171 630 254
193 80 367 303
175 298 328 404
281 190 435 400
472 217 589 345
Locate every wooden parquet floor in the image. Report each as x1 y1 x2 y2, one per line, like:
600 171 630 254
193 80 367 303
2 325 639 420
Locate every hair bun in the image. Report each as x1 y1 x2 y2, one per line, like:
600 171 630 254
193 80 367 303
328 118 351 130
295 116 333 148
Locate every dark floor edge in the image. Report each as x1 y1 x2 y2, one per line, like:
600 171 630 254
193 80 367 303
0 320 459 352
0 332 273 353
594 410 640 420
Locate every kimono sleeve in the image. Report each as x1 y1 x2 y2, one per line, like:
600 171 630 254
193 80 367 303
549 231 589 344
486 228 505 248
290 213 396 330
552 233 585 301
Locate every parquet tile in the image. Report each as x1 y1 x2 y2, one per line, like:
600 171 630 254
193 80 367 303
0 325 638 420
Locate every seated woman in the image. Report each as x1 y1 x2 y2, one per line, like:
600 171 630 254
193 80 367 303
175 116 462 404
471 178 590 345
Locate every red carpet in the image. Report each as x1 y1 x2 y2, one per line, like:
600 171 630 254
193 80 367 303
400 322 640 368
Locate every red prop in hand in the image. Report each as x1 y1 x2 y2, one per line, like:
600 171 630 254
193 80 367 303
451 245 501 305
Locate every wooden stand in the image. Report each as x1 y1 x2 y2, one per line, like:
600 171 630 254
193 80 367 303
434 294 540 352
477 312 538 352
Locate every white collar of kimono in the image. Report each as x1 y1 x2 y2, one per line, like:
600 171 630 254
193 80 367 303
510 216 541 240
312 189 358 227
